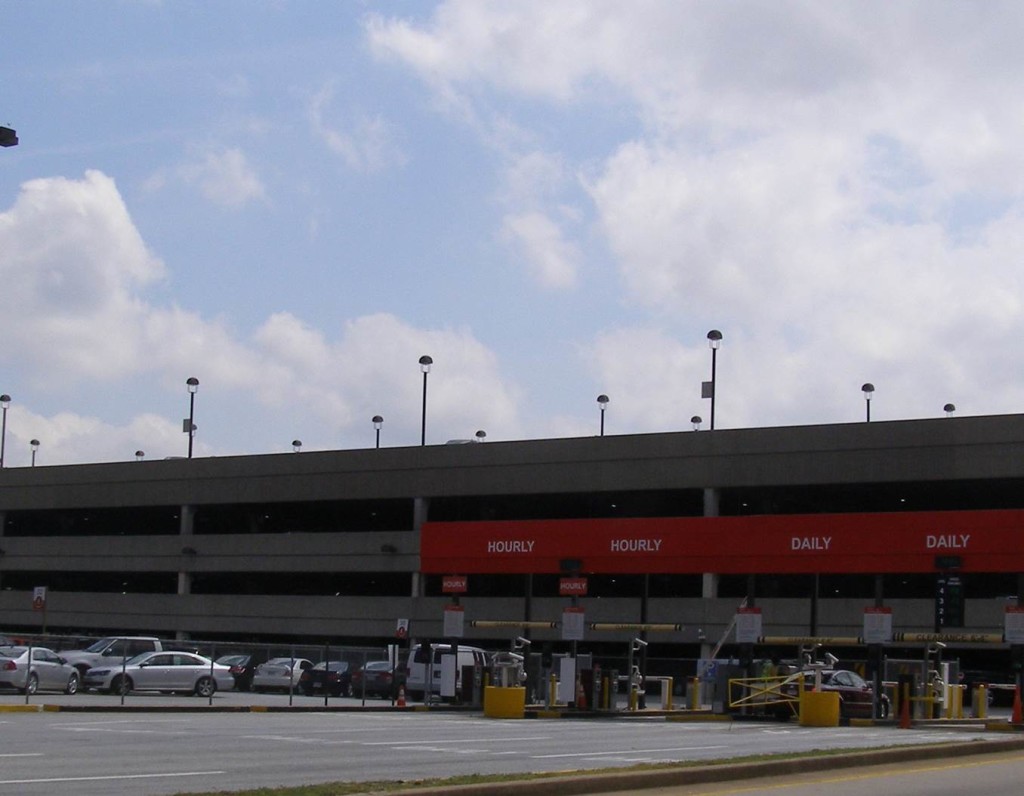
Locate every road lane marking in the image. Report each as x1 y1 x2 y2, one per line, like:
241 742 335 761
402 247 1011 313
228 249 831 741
0 753 43 758
534 745 728 759
0 771 225 785
364 736 551 746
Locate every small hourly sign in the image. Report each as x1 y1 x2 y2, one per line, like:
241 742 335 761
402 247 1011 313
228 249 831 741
560 577 588 597
442 575 468 594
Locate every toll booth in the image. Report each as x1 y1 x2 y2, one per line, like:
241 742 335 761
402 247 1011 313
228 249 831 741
713 663 746 714
490 652 525 688
461 662 484 707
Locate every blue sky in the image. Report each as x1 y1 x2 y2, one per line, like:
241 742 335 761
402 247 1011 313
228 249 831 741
2 1 1024 466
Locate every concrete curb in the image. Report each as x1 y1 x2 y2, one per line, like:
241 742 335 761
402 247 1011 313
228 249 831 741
390 737 1024 796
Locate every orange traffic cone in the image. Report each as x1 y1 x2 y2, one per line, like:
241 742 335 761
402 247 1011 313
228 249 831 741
899 686 912 730
397 684 407 708
1012 686 1022 725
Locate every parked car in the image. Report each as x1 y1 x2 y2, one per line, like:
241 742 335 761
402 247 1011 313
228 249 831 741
351 660 397 698
215 653 265 691
0 646 80 695
298 660 353 697
251 657 314 692
81 651 233 696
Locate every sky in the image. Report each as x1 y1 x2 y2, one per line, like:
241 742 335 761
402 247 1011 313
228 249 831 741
2 1 1024 467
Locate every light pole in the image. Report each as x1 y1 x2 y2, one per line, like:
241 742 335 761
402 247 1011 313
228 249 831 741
597 394 609 436
372 415 383 449
704 330 723 430
0 394 10 468
691 415 702 431
944 403 956 417
475 429 486 443
862 383 874 422
30 439 39 467
185 377 199 458
292 439 302 453
419 356 432 446
135 450 145 461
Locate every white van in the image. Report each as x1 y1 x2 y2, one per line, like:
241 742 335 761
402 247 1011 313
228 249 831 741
403 643 490 700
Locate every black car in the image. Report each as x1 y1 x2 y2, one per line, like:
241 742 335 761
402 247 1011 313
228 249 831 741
351 660 398 698
298 660 353 697
959 669 1017 707
215 653 265 692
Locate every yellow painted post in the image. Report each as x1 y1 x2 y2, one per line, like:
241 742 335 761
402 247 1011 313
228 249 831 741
602 676 610 710
665 677 673 710
975 685 988 719
549 674 557 707
690 676 700 710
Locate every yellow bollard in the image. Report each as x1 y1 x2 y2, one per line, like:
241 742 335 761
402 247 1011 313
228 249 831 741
690 676 700 710
602 676 610 710
665 677 673 710
549 674 558 707
974 685 988 719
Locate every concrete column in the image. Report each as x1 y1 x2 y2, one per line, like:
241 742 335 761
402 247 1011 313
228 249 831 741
177 504 195 597
701 488 720 660
412 497 430 597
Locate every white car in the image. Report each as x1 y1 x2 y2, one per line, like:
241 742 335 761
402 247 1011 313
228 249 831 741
0 646 80 695
82 651 233 696
251 657 314 692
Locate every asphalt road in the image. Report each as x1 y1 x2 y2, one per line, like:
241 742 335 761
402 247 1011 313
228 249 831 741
0 699 1017 796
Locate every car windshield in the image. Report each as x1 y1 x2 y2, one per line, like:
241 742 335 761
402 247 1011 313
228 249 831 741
365 661 390 671
125 652 152 666
0 646 26 657
314 661 348 672
217 654 248 665
265 658 294 667
84 637 116 653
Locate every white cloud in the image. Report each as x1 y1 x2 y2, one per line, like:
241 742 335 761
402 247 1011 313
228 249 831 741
309 84 407 172
501 211 579 289
366 2 1024 429
179 147 267 207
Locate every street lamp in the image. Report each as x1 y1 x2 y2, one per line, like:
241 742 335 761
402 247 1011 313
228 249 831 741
691 415 702 431
185 377 199 458
475 429 487 442
292 439 302 453
0 127 17 148
944 403 956 417
704 330 723 430
30 439 39 467
372 415 383 449
419 355 432 446
135 450 145 461
0 394 10 468
597 394 609 436
861 383 874 422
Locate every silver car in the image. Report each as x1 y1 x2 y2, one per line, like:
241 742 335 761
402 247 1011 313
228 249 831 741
0 645 80 695
82 651 233 697
251 657 314 692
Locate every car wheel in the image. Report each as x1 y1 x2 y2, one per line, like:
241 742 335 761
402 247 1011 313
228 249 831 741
23 673 38 696
111 675 132 696
194 676 216 698
65 672 80 695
